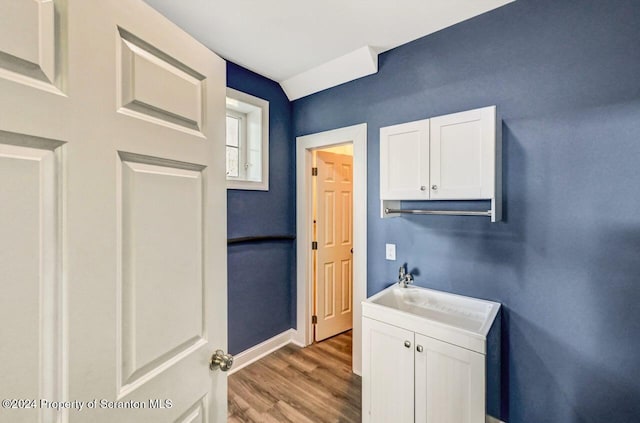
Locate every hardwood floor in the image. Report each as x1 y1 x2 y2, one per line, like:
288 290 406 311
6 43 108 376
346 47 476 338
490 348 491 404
228 331 362 423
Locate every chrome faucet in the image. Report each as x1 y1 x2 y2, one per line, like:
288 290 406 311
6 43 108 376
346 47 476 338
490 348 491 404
398 265 414 288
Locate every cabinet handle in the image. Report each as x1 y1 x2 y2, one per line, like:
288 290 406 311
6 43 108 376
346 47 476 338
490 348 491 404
420 186 426 191
416 345 424 353
431 185 438 190
404 340 411 348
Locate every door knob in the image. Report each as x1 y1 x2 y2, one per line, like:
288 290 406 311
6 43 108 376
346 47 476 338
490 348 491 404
404 340 411 348
416 345 424 353
431 185 438 190
210 350 234 372
420 186 426 191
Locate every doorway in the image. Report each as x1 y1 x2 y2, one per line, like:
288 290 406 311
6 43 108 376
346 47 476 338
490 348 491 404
312 145 354 342
295 123 367 375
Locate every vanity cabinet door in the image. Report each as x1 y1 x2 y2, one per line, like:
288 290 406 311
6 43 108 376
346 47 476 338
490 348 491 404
363 318 415 423
429 106 496 200
380 119 430 200
415 334 486 423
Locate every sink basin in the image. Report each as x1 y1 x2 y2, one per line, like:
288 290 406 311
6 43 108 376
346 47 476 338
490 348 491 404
363 284 500 354
371 285 497 333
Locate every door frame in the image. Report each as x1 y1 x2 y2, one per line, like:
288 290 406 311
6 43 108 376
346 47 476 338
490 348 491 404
295 123 367 375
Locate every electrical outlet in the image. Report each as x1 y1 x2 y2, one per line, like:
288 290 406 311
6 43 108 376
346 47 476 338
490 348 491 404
385 243 396 261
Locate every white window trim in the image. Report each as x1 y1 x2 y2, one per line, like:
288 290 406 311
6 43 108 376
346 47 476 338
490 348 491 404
226 88 269 191
226 109 247 179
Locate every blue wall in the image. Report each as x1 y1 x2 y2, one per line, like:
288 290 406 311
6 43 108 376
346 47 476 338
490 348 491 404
226 62 296 354
293 0 640 421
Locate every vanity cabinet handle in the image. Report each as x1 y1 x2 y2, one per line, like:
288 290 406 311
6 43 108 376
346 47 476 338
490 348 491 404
404 341 411 348
416 345 424 353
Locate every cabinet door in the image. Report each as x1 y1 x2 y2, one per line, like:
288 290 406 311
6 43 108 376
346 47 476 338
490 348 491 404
415 334 485 423
430 106 495 199
363 318 415 423
380 119 430 200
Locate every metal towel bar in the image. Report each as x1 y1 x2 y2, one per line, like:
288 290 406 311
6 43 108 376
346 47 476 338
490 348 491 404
384 208 492 217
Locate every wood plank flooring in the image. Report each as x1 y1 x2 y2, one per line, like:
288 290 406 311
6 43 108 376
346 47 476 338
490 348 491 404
228 331 361 423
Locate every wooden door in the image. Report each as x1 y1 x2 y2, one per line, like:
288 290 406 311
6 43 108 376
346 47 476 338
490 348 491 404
429 106 496 199
315 151 353 341
362 318 415 423
415 333 485 423
380 119 430 200
0 1 227 422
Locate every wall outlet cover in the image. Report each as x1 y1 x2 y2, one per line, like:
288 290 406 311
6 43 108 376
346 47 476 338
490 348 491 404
385 243 396 260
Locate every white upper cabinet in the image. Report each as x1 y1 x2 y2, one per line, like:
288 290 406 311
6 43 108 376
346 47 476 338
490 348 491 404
430 106 496 200
380 106 499 201
379 119 430 200
379 106 501 221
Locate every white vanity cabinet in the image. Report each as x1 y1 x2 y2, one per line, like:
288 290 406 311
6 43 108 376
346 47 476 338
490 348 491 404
362 317 415 423
414 333 485 423
362 318 485 423
362 285 501 423
379 105 502 221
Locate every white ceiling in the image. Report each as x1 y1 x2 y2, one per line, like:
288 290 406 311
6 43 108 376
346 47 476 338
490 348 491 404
143 0 513 97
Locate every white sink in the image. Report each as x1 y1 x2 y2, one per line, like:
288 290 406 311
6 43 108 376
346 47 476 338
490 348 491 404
363 284 500 354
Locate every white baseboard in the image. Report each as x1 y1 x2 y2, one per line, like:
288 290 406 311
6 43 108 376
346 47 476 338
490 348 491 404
290 331 306 348
486 415 506 423
228 329 299 375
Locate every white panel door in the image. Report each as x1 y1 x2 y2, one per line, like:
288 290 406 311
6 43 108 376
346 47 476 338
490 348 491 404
0 1 227 423
429 106 496 199
380 119 430 200
415 334 485 423
362 318 414 423
315 151 353 341
0 135 64 423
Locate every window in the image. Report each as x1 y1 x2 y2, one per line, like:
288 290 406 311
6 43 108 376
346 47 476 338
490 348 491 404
225 88 269 190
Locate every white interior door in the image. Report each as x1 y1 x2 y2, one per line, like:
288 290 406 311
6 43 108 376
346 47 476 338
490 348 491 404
315 151 353 341
0 1 227 422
